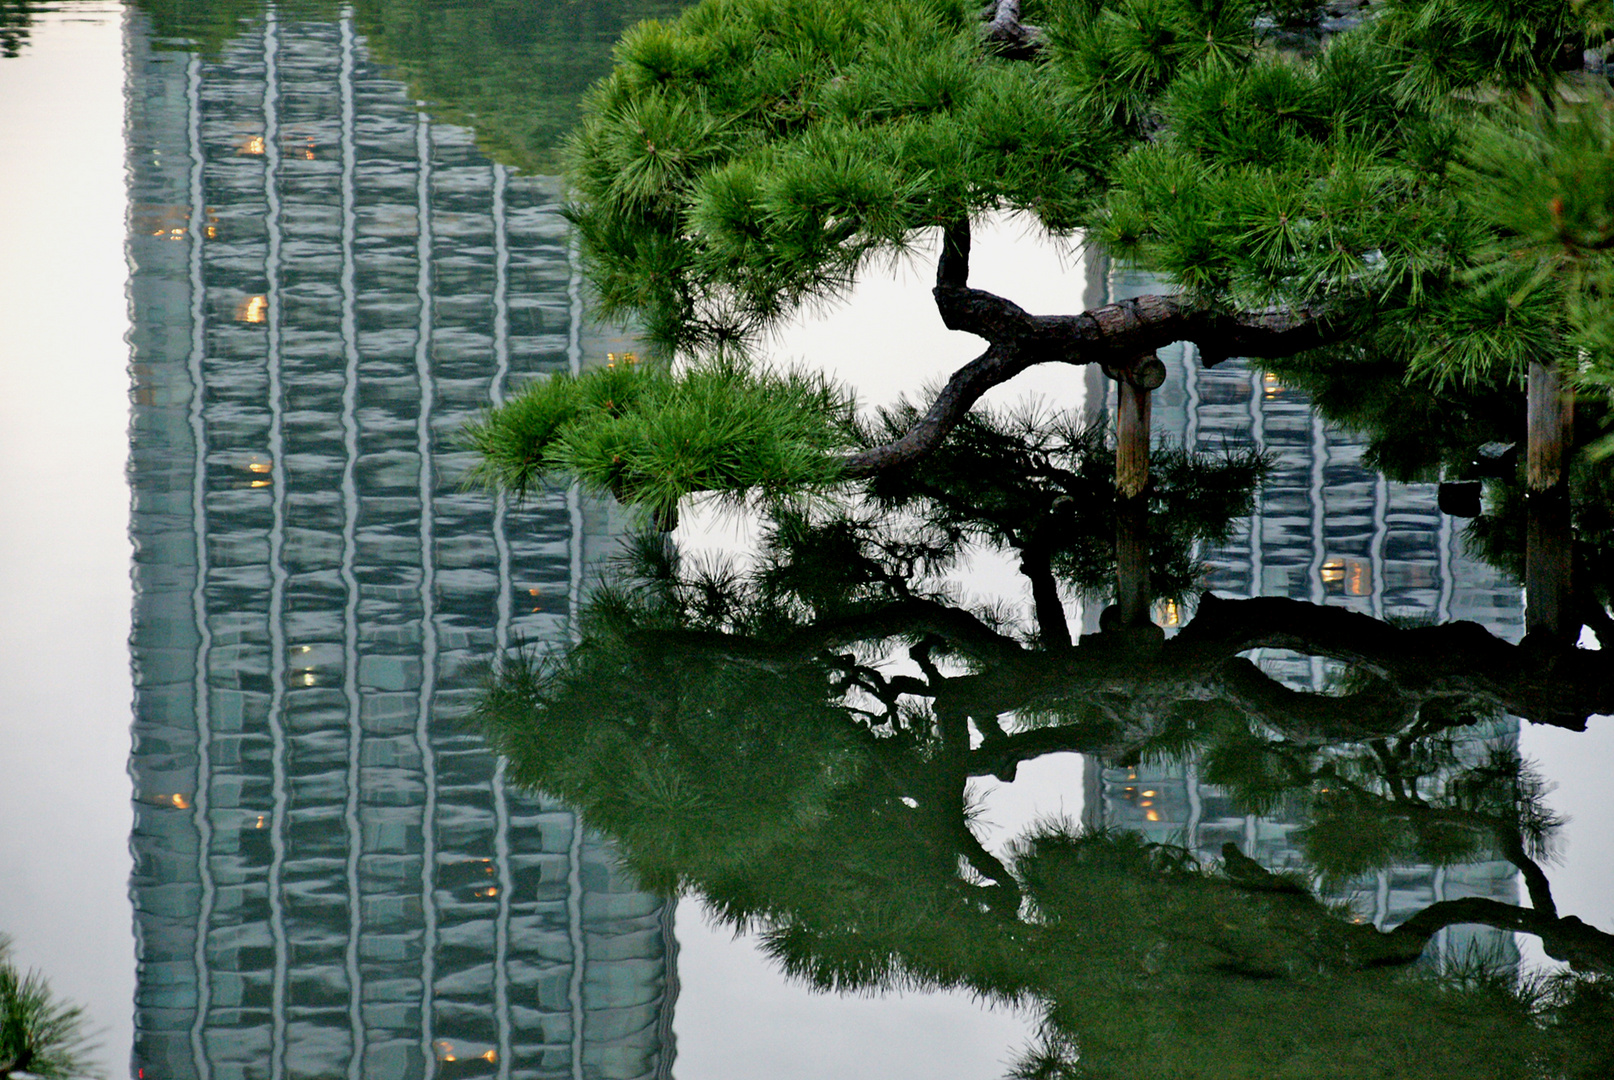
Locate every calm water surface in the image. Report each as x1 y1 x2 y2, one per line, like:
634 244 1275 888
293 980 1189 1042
0 3 1612 1079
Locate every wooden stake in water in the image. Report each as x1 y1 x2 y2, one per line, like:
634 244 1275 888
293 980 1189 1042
1114 355 1165 628
1526 357 1574 641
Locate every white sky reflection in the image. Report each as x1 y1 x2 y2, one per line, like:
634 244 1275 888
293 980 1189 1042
0 3 136 1075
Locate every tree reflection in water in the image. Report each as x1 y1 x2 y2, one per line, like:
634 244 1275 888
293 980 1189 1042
477 409 1613 1079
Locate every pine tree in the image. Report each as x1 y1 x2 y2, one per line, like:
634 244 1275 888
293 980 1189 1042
470 0 1613 636
0 937 98 1080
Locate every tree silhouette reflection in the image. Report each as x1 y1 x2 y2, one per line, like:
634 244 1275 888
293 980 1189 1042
478 418 1614 1079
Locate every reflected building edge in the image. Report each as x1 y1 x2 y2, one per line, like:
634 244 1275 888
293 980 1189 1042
125 12 674 1080
1084 265 1525 964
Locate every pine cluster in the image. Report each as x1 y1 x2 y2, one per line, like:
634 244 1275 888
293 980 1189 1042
562 0 1612 390
462 353 858 520
474 0 1614 522
0 936 96 1080
567 0 1113 351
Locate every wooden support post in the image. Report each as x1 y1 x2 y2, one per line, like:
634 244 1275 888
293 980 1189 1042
1112 356 1165 628
1526 357 1574 642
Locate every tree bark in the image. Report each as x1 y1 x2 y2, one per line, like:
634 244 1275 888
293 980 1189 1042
984 0 1041 58
1389 897 1614 976
1021 539 1074 651
1177 592 1612 729
1525 357 1574 642
839 228 1339 478
1115 373 1152 627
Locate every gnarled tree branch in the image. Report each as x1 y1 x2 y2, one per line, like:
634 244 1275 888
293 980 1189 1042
1388 898 1614 976
984 0 1041 59
840 227 1341 478
1175 592 1614 730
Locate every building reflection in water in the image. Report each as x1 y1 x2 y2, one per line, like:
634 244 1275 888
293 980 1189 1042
1085 266 1526 966
124 11 674 1079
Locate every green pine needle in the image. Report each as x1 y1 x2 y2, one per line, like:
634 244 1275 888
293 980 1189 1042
462 355 859 521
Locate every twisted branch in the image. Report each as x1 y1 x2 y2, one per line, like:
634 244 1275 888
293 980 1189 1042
1389 899 1614 976
984 0 1041 59
840 224 1340 477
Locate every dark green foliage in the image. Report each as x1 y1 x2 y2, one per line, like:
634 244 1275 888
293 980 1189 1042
0 936 97 1080
479 566 1594 1076
567 0 1120 353
478 620 878 900
1045 0 1259 129
1097 26 1462 313
475 456 1614 1076
1091 0 1614 421
1189 696 1563 892
519 0 1614 528
475 533 1022 948
1012 827 1551 1080
1375 0 1594 97
1198 713 1312 813
462 355 858 521
562 0 1612 370
1454 89 1614 413
0 0 42 59
1543 973 1614 1080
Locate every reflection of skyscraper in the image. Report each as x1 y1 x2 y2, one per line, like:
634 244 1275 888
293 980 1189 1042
1083 267 1523 959
125 12 673 1079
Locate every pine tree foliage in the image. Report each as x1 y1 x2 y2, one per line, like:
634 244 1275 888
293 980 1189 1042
567 0 1118 352
563 0 1608 369
0 936 98 1080
462 353 858 519
474 514 1614 1076
1456 88 1614 419
1095 2 1613 391
461 0 1614 527
462 0 1614 617
861 400 1265 601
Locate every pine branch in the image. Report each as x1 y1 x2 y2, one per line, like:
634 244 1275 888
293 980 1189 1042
1020 541 1073 651
1498 822 1560 920
841 230 1339 477
1210 656 1419 742
984 0 1041 60
842 341 1028 476
1210 841 1610 976
1173 593 1614 730
1387 899 1614 976
967 719 1124 780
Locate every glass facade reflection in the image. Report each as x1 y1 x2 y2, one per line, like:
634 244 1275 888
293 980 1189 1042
124 12 674 1079
1086 267 1525 961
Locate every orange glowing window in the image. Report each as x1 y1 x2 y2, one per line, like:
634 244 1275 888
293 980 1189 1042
236 295 268 323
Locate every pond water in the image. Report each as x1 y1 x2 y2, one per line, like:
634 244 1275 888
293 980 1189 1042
0 4 1611 1080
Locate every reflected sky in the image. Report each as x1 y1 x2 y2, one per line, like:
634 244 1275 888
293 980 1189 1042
0 2 136 1071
